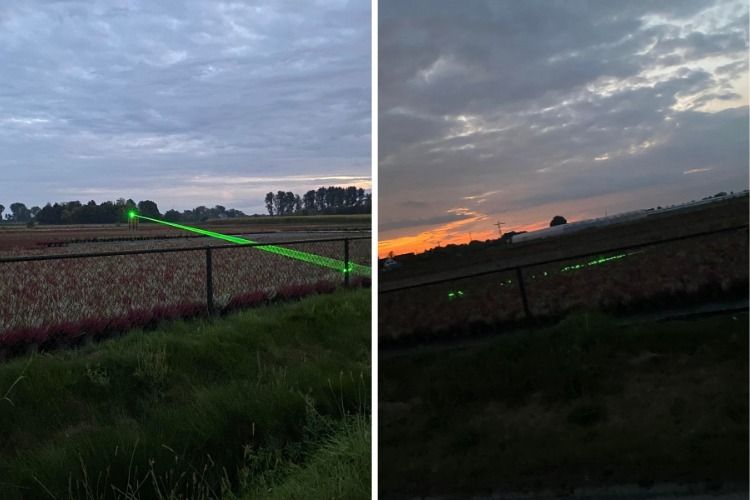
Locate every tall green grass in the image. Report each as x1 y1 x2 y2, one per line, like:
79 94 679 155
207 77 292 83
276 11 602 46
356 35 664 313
0 289 370 500
380 311 749 496
235 414 370 500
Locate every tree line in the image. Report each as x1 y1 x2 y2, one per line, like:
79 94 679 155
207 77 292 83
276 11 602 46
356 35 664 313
264 186 370 216
0 185 371 225
0 199 246 225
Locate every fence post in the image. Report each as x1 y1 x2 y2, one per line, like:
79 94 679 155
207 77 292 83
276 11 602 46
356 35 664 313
206 246 214 314
344 238 350 287
515 267 532 319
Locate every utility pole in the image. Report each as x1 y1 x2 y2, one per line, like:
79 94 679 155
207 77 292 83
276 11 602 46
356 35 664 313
494 221 505 237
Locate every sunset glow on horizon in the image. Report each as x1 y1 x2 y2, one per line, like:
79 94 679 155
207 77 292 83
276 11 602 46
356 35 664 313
378 211 549 257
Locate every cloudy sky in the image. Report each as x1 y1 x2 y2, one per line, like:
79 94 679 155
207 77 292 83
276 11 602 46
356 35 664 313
0 0 370 214
379 0 748 256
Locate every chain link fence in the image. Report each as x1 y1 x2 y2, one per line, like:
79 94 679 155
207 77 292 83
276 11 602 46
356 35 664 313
0 236 371 355
379 226 748 342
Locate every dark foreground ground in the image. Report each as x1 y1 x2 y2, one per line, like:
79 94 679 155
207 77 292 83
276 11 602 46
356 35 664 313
0 289 370 500
379 311 748 499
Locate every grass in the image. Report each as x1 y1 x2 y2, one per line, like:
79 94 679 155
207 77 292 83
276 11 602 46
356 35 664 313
0 288 370 500
236 414 370 500
380 311 749 497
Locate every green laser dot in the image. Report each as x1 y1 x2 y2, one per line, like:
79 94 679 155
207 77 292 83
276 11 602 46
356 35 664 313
128 210 136 219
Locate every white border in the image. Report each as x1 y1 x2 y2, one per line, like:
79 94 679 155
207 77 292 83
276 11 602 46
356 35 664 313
370 0 378 497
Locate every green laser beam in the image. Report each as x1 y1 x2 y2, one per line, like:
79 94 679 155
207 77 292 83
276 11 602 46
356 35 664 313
560 250 643 273
134 214 370 276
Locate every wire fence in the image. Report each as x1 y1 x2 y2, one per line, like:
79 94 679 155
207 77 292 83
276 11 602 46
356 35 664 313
379 225 748 341
0 236 371 352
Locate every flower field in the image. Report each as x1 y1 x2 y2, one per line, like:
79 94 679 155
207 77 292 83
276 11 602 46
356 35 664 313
0 236 370 357
379 228 748 341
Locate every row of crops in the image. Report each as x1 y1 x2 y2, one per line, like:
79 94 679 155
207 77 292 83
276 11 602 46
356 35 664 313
379 228 748 341
0 237 371 358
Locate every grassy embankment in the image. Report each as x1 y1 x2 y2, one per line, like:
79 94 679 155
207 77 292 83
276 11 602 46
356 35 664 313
0 289 370 500
380 311 748 497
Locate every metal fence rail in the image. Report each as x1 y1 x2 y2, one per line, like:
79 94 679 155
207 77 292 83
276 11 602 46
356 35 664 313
379 225 748 339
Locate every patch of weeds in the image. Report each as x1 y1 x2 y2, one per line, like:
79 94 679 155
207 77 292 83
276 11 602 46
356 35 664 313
134 345 169 392
1 356 33 407
85 364 110 388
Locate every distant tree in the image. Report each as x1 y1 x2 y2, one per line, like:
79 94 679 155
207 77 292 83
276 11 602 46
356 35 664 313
274 191 285 216
225 208 245 218
30 206 41 218
315 187 326 212
303 190 316 213
58 201 81 224
75 200 99 223
137 200 160 219
294 195 302 214
193 205 209 221
0 204 4 221
98 201 118 223
37 203 62 224
324 187 337 211
9 202 31 222
164 209 181 222
550 215 567 227
265 192 274 216
345 186 358 207
284 191 295 215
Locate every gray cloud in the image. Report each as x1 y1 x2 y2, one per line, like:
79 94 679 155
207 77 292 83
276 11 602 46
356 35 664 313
380 0 748 241
0 0 370 213
380 212 472 231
